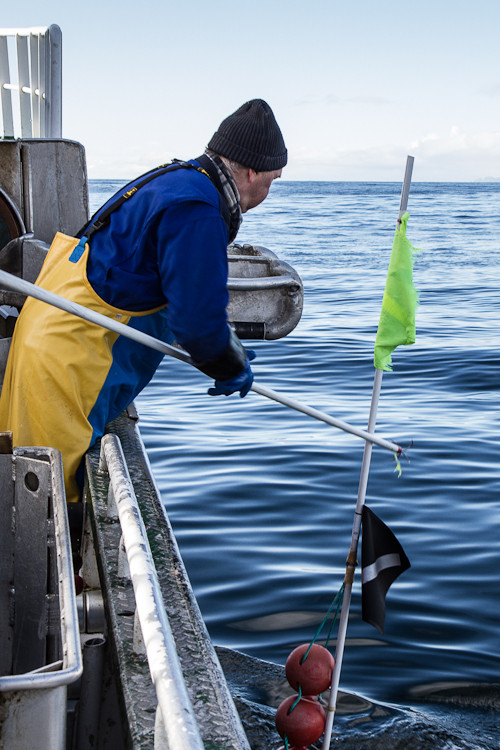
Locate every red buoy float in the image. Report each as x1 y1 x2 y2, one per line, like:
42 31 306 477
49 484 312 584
275 694 326 746
285 643 335 695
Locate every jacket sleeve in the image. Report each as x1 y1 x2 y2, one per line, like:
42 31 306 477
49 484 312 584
194 326 247 379
155 200 246 377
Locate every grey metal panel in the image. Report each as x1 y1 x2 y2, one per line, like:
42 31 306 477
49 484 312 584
0 236 47 290
0 337 11 390
0 685 66 749
8 446 82 687
0 138 88 241
12 456 50 675
22 236 48 282
21 139 89 242
45 511 60 667
0 455 14 675
0 447 81 750
0 142 23 216
46 25 62 138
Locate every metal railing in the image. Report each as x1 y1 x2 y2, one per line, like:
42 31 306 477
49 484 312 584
0 24 62 138
98 433 204 750
0 446 83 750
0 446 83 693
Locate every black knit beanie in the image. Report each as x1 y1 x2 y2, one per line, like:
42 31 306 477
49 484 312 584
207 99 287 172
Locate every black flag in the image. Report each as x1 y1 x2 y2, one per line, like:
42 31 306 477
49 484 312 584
361 505 410 634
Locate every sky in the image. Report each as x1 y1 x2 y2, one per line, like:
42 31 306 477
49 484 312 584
2 1 500 181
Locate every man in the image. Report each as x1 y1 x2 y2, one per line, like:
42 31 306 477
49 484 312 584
0 99 287 503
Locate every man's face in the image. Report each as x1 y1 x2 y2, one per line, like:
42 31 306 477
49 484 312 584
240 168 282 213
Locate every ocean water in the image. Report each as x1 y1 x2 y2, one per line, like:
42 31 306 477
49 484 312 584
89 178 500 749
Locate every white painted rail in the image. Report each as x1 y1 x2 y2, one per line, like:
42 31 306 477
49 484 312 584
0 25 62 138
98 433 204 750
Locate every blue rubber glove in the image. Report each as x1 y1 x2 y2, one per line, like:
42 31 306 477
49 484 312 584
207 351 256 398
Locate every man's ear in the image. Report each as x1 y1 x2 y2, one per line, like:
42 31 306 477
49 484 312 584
247 168 258 184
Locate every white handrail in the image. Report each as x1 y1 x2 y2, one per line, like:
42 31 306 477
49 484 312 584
0 447 83 692
0 24 61 138
99 434 204 750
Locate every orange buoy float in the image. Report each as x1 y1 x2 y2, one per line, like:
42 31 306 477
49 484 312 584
275 694 326 746
285 643 335 695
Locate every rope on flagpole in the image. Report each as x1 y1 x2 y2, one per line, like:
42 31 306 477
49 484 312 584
0 269 405 456
321 155 414 749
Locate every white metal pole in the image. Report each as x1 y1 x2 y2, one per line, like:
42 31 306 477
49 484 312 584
0 269 404 456
398 156 414 222
321 156 414 749
0 35 15 138
321 369 382 748
251 382 401 454
47 24 62 138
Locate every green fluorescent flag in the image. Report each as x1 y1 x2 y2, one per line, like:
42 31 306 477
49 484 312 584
374 212 419 372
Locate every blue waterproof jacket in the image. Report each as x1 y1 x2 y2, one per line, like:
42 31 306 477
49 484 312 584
0 158 247 501
85 158 233 363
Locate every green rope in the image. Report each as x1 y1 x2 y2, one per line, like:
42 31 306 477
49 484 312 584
282 582 345 748
289 684 302 713
302 582 345 661
325 582 345 649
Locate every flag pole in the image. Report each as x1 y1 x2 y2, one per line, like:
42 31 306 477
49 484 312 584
321 155 414 749
0 269 404 456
